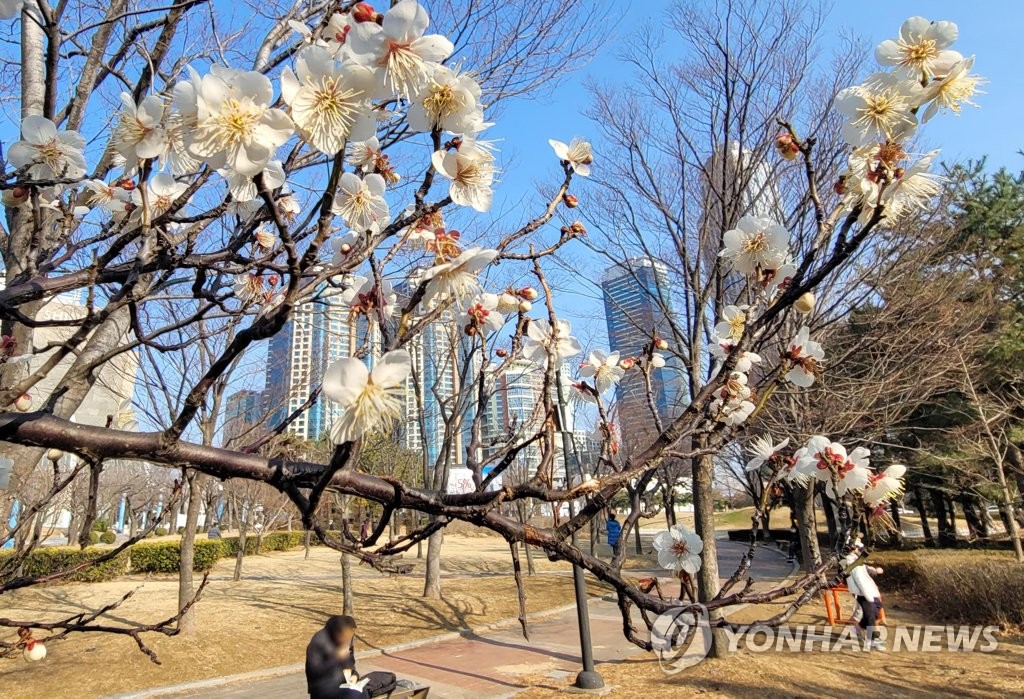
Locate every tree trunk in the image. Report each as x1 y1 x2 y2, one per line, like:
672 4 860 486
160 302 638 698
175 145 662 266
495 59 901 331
820 489 838 545
78 462 103 549
233 519 249 582
930 489 956 546
340 553 354 615
794 483 821 573
304 530 312 560
912 487 933 544
177 471 203 634
692 449 726 657
422 528 443 599
634 522 643 554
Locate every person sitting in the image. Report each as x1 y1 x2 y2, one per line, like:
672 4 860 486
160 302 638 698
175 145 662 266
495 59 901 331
305 616 363 698
842 541 886 651
207 523 221 539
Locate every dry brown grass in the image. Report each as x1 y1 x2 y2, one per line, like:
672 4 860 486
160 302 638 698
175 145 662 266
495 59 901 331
0 535 586 699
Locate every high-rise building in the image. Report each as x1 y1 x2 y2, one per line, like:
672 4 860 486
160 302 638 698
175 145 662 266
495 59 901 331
601 258 684 452
223 389 265 447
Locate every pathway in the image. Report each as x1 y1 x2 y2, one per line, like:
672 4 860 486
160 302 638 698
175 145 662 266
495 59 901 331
128 541 793 699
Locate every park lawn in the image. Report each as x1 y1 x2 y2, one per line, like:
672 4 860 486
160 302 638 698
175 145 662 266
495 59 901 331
0 537 595 699
519 591 1024 698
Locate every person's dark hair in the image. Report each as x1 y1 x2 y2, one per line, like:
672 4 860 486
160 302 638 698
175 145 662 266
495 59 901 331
608 512 617 520
325 615 357 643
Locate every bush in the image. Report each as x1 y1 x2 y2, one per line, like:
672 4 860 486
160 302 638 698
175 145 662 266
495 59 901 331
87 531 100 545
99 531 116 545
176 527 185 535
130 539 227 573
0 546 129 583
874 550 1024 626
154 527 168 536
91 519 109 532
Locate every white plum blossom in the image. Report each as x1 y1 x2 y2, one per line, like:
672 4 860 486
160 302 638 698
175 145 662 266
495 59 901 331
457 293 505 335
863 464 908 507
347 0 454 98
711 370 754 427
190 67 293 176
745 435 790 473
347 137 383 172
341 276 397 321
579 350 624 394
112 93 168 164
323 350 412 444
220 159 286 203
652 525 704 574
714 305 748 343
165 70 202 176
796 436 871 497
82 180 131 218
549 138 593 176
431 142 496 212
834 72 920 146
785 326 824 388
332 172 390 232
522 319 582 369
408 65 483 134
720 216 790 275
130 173 189 222
331 231 361 264
8 116 87 180
422 247 498 305
920 56 985 123
710 338 762 373
281 46 376 155
234 274 264 301
876 17 961 80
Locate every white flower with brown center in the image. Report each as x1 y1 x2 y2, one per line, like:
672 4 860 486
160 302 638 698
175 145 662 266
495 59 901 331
347 0 454 98
834 72 920 146
422 247 498 305
281 46 376 155
875 17 961 80
863 465 907 507
190 67 294 176
652 525 703 574
431 141 496 212
579 350 624 394
112 93 168 164
408 65 483 135
785 326 824 388
130 173 189 222
920 56 985 123
323 350 412 444
522 318 582 369
720 216 790 275
714 305 748 343
332 172 390 233
549 138 593 176
8 115 87 180
745 435 791 473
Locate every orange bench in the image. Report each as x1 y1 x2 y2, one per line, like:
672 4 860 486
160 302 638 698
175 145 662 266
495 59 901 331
822 584 886 626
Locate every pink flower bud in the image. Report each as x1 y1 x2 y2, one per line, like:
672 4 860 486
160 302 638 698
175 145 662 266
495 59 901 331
14 393 32 412
619 358 635 370
12 186 28 199
564 194 579 208
352 3 376 23
340 243 352 254
495 348 508 358
519 287 538 301
655 337 668 350
268 275 280 286
24 640 46 662
518 300 532 313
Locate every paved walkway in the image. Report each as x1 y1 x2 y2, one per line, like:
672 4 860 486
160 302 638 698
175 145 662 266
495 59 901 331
132 542 793 699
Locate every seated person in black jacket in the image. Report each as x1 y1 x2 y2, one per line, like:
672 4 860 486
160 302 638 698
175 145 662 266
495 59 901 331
305 615 365 699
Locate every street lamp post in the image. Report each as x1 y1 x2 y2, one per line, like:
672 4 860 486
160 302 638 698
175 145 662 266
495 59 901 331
554 369 605 690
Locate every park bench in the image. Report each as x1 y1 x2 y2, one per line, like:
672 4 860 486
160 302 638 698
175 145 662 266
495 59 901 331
821 584 886 626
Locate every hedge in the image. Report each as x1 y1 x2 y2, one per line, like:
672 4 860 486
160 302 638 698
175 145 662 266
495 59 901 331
1 531 317 583
0 546 130 583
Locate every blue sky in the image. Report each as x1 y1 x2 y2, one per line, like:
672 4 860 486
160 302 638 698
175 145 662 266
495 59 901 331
480 1 1024 349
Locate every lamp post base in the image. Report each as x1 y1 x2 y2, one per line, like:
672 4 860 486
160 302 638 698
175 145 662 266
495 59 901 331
574 669 605 690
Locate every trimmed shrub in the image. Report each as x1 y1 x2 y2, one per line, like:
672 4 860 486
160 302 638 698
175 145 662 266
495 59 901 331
99 531 116 545
154 527 168 536
176 527 185 535
130 539 226 573
88 531 100 545
874 550 1024 626
0 546 129 583
91 519 109 532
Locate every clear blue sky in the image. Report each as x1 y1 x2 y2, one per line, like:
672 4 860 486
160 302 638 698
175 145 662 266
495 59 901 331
481 1 1024 349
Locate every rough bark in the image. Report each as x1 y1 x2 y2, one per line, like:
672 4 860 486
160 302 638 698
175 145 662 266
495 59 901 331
178 470 203 634
692 449 726 657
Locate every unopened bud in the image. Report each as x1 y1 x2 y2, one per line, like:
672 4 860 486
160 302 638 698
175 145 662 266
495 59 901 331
519 287 538 301
12 186 29 199
497 292 519 314
336 26 350 43
775 133 800 161
268 275 280 286
495 348 508 358
619 358 635 370
47 448 63 461
655 337 668 350
23 640 46 662
518 300 532 313
795 291 815 315
117 178 136 191
564 193 579 208
15 393 32 412
340 243 352 254
833 178 848 196
464 324 477 336
352 3 376 22
568 221 587 236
